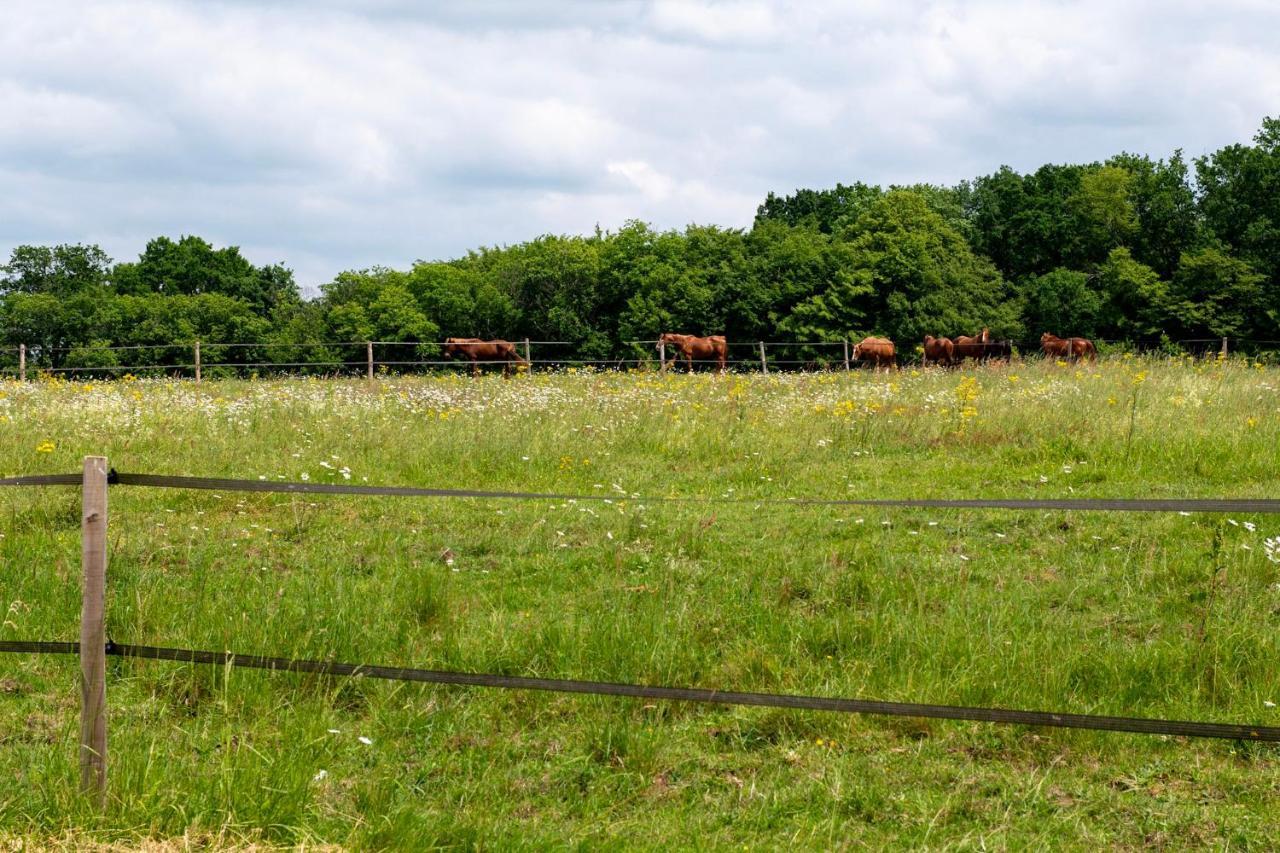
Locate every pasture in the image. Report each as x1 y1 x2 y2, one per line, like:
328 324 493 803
2 358 1280 848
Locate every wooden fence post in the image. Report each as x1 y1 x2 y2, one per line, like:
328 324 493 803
843 339 850 371
366 342 374 381
659 340 666 374
19 343 26 381
80 455 108 807
758 341 768 374
194 340 201 383
1221 337 1229 358
523 338 531 370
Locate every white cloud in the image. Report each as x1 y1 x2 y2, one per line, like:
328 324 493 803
0 0 1277 293
608 160 675 200
648 0 779 43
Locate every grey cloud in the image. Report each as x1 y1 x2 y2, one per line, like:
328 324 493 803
1 0 1277 295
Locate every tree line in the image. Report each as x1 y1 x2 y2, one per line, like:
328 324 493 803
4 118 1279 372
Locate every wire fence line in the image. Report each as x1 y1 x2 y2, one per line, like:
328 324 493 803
4 469 1280 515
3 640 1276 743
3 463 1280 768
2 335 1276 381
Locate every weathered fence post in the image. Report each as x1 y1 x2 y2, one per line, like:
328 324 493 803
1221 337 1229 358
843 339 850 371
194 340 201 383
80 455 108 807
366 342 374 381
758 341 768 374
659 340 666 374
19 343 26 381
523 338 531 370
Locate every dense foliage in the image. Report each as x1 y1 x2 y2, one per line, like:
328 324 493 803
5 119 1280 369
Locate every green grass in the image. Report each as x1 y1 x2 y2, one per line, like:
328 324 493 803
2 357 1280 848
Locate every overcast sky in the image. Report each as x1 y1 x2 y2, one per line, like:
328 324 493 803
2 1 1278 293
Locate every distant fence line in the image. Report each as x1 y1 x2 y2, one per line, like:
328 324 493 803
0 336 1276 380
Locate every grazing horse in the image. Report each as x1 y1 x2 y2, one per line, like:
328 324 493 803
657 333 728 374
922 335 955 367
852 336 896 371
952 328 991 362
442 337 527 377
1041 333 1096 362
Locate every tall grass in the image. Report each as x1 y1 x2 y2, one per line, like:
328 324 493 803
1 356 1279 847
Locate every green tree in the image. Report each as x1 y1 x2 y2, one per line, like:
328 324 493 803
1070 165 1138 251
1021 269 1101 339
114 236 300 313
1095 248 1166 338
470 235 607 355
754 182 882 234
784 190 1020 344
1160 247 1266 340
966 163 1095 280
1108 151 1199 279
745 219 855 341
409 262 519 339
1196 118 1280 330
1 244 112 297
597 222 690 347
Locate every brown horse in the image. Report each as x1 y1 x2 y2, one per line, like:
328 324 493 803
952 328 991 362
657 333 728 373
1041 333 1096 362
442 337 527 377
852 336 896 371
922 335 954 367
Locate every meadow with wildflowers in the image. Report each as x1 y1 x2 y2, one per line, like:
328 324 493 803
2 357 1279 848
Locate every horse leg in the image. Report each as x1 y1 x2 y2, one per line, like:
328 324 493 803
471 359 479 378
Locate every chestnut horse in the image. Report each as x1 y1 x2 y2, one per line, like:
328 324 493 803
952 328 991 362
657 333 728 373
442 337 527 377
852 336 896 371
1041 333 1096 362
922 335 954 366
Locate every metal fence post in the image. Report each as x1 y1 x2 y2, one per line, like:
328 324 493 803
758 341 768 374
80 456 108 807
19 343 26 381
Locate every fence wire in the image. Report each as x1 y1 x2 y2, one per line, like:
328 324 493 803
3 470 1279 515
4 470 1278 746
2 640 1276 742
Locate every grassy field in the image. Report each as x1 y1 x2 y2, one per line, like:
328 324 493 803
2 357 1280 849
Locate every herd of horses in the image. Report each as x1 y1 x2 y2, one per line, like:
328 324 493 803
439 332 1096 375
831 331 1092 372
